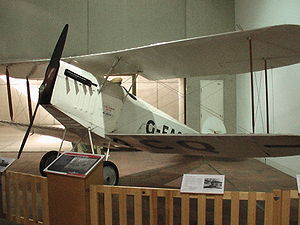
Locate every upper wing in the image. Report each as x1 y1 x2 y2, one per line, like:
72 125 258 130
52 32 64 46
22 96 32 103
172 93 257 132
108 133 300 158
1 24 300 80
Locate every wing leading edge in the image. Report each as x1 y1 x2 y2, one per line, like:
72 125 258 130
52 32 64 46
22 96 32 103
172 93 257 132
1 24 300 80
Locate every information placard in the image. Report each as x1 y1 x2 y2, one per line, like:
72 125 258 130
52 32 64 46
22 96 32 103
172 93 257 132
0 158 16 173
180 174 225 194
44 152 104 178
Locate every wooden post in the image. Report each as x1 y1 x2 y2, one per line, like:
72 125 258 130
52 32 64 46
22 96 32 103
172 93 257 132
230 192 240 225
197 195 206 225
150 190 158 225
272 189 282 225
181 194 189 225
247 192 256 225
214 195 223 225
47 162 103 225
281 190 291 225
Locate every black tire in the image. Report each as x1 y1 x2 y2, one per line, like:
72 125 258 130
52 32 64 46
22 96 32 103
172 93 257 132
39 151 60 177
103 161 119 185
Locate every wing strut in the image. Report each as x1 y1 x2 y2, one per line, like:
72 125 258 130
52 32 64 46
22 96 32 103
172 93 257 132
248 38 255 133
264 59 270 133
99 57 121 92
88 127 95 154
26 78 33 123
5 67 14 121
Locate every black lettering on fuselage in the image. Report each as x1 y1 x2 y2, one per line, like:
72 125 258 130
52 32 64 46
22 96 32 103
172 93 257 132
146 120 182 134
162 125 169 134
146 120 155 134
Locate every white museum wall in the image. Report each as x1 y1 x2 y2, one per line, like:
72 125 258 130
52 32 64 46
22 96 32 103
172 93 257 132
1 0 236 132
235 0 300 176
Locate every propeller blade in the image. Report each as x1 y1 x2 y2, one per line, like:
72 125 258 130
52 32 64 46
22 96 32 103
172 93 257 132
18 24 69 158
39 24 69 104
48 24 69 69
17 103 39 159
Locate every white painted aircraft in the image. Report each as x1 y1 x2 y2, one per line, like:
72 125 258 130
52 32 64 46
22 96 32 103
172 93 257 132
1 24 300 185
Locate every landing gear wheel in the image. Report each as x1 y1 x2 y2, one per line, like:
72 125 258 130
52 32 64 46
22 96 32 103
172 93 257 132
103 161 119 185
39 151 60 177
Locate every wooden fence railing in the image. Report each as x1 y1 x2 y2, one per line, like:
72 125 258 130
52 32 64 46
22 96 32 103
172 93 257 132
90 185 300 225
2 171 49 225
2 172 300 225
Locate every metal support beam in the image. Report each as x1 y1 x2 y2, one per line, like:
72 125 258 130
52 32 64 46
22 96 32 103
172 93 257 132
26 78 33 123
131 74 137 96
99 57 121 92
88 128 95 154
5 67 13 121
59 129 67 153
264 59 270 133
248 38 255 133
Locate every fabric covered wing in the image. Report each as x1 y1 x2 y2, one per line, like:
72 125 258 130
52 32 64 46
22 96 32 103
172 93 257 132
107 133 300 158
0 120 79 143
1 24 300 80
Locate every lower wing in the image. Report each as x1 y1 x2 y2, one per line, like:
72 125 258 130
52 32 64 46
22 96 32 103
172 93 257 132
2 120 300 158
107 133 300 158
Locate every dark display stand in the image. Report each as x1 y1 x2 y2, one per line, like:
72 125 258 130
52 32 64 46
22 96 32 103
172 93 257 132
47 154 103 225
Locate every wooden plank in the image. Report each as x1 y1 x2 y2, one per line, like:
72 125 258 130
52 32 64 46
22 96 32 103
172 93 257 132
22 177 29 220
272 190 282 225
247 192 256 225
104 187 112 225
134 190 142 225
281 190 290 225
230 192 239 225
41 179 49 225
31 178 38 223
108 186 269 200
181 194 189 225
165 191 173 225
90 185 100 225
289 190 299 199
5 172 11 220
264 192 273 225
150 190 158 225
13 173 20 222
119 188 127 225
214 195 222 225
197 195 206 225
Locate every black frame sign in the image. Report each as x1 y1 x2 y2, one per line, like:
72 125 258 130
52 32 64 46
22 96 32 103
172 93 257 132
0 158 16 173
44 152 104 178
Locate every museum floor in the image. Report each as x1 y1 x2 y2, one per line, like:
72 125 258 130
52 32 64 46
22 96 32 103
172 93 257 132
0 126 297 192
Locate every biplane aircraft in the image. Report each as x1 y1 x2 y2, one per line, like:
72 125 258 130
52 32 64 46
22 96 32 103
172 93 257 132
1 24 300 185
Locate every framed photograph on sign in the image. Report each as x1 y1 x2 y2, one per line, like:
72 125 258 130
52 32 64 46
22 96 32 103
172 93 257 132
297 175 300 193
180 174 225 194
0 158 16 173
44 152 104 178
